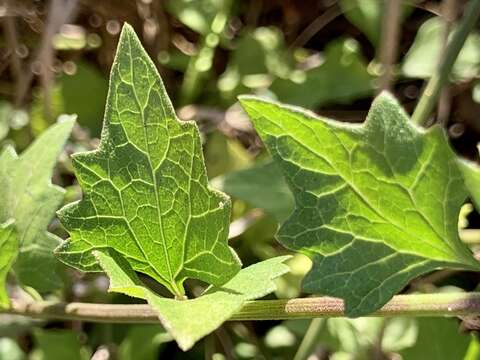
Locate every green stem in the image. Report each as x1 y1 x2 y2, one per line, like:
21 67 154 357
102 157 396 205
3 292 480 323
293 318 325 360
411 0 480 126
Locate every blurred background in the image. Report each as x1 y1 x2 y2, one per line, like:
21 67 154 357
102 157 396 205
2 0 480 359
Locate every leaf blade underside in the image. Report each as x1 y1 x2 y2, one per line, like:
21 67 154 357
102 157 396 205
240 93 480 316
56 24 240 297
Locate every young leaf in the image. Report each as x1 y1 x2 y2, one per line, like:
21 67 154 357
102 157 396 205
0 119 74 294
56 24 240 297
240 93 480 317
94 249 290 351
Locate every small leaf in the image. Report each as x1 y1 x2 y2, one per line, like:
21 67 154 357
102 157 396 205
95 249 290 351
240 93 480 316
0 119 74 293
56 24 240 298
0 220 16 308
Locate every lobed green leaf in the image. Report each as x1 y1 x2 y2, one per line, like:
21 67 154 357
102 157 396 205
56 24 240 297
0 119 74 301
240 93 480 316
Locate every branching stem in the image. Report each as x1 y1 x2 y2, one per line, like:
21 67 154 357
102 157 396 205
3 292 480 323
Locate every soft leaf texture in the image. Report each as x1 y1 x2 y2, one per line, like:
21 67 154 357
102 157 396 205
56 24 240 297
240 93 480 316
95 249 289 350
0 119 74 293
0 220 16 308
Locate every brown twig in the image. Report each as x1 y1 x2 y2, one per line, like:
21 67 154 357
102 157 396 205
290 4 343 49
437 0 458 126
2 4 24 106
377 0 402 93
16 0 79 109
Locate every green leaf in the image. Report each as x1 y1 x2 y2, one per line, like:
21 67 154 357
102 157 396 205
60 61 108 136
399 318 471 360
33 329 87 360
240 93 480 316
0 338 25 360
0 220 16 308
166 0 230 35
0 119 74 294
212 160 294 221
339 0 383 46
217 27 292 102
94 249 290 351
458 146 480 211
270 38 374 109
402 17 480 81
339 0 413 48
320 317 417 358
118 325 172 360
56 24 240 298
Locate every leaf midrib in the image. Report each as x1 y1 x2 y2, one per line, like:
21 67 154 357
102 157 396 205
126 34 177 294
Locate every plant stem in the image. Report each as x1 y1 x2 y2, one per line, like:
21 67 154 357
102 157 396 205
411 0 480 126
377 0 402 93
3 292 480 323
292 318 325 360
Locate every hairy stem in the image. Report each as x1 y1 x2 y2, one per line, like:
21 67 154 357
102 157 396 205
411 0 480 126
3 292 480 323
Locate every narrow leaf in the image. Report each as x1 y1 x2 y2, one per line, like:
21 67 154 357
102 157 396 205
0 119 74 292
240 93 480 316
95 249 290 351
56 24 240 297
